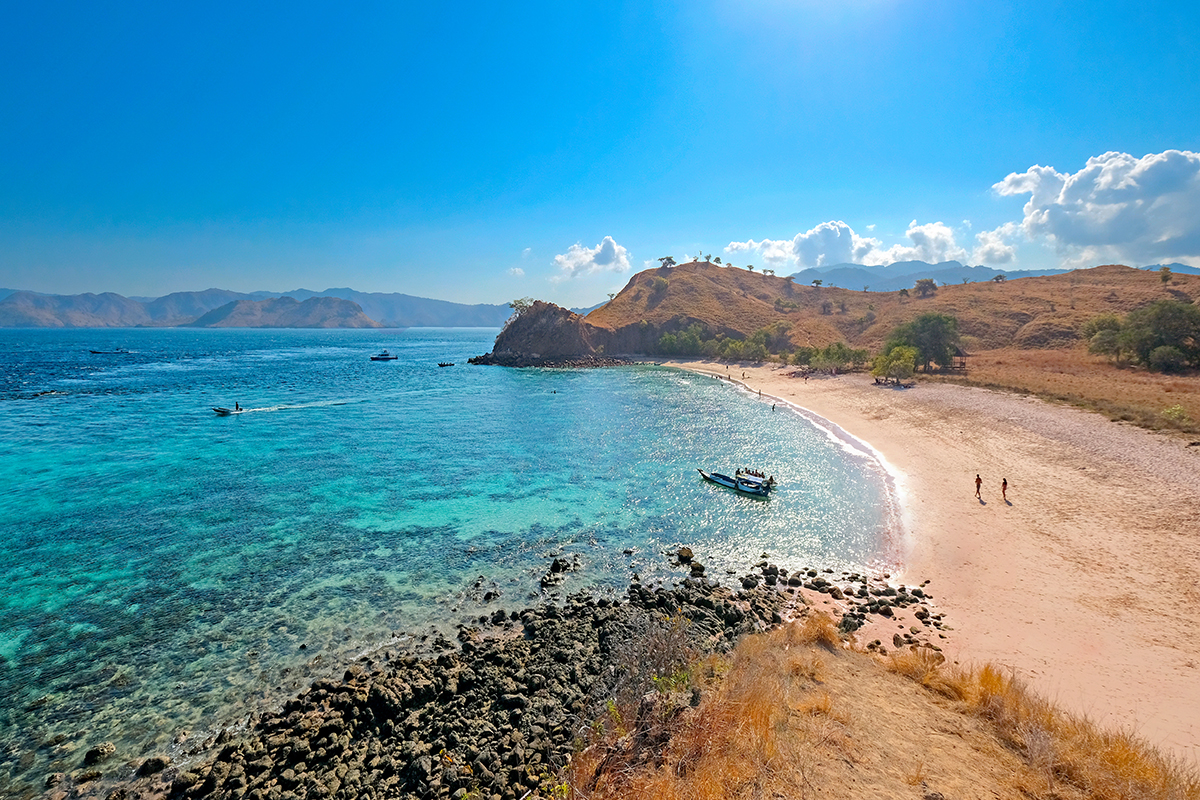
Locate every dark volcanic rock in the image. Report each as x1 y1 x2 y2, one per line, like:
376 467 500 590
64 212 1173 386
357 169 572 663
121 579 790 800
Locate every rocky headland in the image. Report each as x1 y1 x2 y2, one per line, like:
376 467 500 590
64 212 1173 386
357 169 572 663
53 558 945 800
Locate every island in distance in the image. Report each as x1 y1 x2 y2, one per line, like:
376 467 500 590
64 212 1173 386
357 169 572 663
0 287 513 328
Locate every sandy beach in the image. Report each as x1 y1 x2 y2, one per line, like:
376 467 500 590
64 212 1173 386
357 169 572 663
667 359 1200 765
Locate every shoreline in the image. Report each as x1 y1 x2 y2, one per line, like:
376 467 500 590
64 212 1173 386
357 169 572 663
666 359 1200 764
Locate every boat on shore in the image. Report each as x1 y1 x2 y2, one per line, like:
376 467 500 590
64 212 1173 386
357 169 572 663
370 351 398 361
697 469 771 498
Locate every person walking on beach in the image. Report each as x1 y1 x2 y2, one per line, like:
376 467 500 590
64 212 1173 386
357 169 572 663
1002 478 1008 502
975 474 982 498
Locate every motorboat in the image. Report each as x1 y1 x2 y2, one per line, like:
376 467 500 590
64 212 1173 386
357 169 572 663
697 469 770 498
437 362 454 367
370 351 398 361
735 469 776 493
213 407 241 416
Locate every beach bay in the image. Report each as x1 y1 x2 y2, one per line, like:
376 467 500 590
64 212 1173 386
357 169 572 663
0 329 896 797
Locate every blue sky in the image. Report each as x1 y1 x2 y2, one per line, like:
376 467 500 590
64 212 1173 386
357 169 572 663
2 1 1198 307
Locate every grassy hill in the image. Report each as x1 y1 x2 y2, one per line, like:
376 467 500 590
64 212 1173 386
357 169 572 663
581 261 1200 433
585 261 1197 354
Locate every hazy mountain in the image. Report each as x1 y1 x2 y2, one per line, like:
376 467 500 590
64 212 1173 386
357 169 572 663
0 291 153 327
143 289 258 325
0 286 513 328
187 297 382 328
279 288 511 327
1143 263 1200 275
570 300 608 316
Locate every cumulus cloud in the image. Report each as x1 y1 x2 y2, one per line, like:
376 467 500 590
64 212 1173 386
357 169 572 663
552 236 632 281
971 222 1020 265
508 267 525 276
994 149 1200 266
727 219 969 268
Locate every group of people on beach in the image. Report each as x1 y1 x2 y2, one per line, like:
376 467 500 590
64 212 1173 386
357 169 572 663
975 473 1008 502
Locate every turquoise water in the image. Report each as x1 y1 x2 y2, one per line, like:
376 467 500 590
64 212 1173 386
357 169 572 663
0 328 896 794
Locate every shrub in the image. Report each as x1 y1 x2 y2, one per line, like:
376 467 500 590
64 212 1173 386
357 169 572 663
1149 345 1187 373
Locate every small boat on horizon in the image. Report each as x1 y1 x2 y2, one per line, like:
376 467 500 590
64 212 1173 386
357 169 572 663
438 362 454 367
697 469 772 498
370 351 398 361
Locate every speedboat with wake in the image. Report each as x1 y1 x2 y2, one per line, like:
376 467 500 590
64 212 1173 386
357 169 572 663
697 469 772 498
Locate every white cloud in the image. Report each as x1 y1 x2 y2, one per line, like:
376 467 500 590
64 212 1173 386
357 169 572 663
508 267 525 276
994 149 1200 266
521 247 531 258
971 222 1020 265
552 236 632 281
726 219 969 268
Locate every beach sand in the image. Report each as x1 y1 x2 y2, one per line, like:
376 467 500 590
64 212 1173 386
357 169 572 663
667 360 1200 765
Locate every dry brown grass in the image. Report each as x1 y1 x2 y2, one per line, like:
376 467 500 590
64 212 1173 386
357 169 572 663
566 615 850 800
883 649 1200 800
557 618 1200 800
585 262 1200 433
934 348 1200 434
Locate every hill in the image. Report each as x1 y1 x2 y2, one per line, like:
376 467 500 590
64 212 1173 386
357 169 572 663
581 260 1198 354
789 259 1200 293
186 296 382 328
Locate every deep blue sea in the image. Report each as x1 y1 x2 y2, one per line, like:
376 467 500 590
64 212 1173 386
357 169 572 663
0 327 896 794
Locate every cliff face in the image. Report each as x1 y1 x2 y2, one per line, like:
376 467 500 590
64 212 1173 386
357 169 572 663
471 301 625 365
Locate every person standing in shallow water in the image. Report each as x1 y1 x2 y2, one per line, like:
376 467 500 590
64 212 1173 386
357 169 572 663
975 474 982 498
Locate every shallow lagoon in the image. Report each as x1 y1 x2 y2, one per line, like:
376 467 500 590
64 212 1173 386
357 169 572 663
0 328 896 794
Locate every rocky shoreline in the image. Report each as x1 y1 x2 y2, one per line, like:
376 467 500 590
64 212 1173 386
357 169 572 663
465 353 641 369
53 559 946 800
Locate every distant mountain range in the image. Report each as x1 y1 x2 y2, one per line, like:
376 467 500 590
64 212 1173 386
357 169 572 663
788 261 1200 291
0 287 513 328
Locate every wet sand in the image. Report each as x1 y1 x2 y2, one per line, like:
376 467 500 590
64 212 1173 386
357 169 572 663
667 360 1200 765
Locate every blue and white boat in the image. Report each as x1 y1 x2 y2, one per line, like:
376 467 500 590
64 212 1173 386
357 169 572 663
697 468 771 498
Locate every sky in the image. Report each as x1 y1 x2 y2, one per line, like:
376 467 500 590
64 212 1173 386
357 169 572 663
2 0 1199 307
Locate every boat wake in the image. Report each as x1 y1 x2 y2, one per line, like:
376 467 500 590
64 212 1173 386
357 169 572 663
212 399 355 416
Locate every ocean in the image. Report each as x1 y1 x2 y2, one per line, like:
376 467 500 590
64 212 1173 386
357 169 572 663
0 327 897 796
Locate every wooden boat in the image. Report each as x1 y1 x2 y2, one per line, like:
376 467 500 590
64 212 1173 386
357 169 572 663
213 407 238 416
370 351 398 361
697 469 770 498
437 362 454 367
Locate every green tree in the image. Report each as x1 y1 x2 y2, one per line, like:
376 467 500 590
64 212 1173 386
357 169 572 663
1081 313 1122 340
658 256 677 268
1160 266 1172 284
713 256 722 264
504 297 536 330
1121 299 1200 368
885 313 961 371
898 288 910 298
811 279 823 288
913 278 938 298
1088 328 1122 361
871 345 917 385
992 274 1007 283
792 346 816 366
1149 345 1186 373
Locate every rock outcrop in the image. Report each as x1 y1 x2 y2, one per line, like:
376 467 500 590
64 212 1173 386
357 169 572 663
469 301 629 366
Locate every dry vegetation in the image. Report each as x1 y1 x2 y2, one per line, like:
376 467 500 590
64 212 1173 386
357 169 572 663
585 261 1200 434
558 614 1200 800
934 349 1200 434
